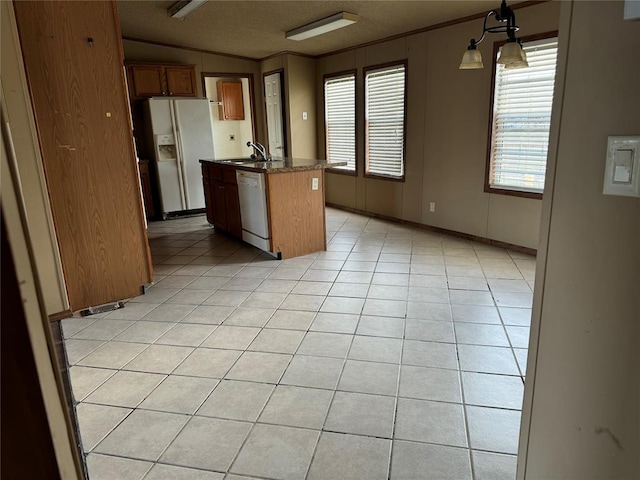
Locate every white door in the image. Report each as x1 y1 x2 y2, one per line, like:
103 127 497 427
173 99 215 210
264 72 285 159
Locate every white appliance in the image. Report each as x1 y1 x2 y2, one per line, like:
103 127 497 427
145 98 215 216
236 170 270 251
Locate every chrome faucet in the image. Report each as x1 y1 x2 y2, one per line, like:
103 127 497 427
247 141 269 161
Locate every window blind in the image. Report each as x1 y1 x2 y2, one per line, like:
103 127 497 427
365 65 406 178
325 74 356 171
489 38 558 193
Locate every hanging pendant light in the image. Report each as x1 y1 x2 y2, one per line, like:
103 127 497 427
459 0 527 70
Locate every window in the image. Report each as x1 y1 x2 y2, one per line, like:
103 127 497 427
487 36 558 196
365 62 406 180
324 72 356 172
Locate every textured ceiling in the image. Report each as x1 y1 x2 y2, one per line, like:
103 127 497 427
116 0 508 59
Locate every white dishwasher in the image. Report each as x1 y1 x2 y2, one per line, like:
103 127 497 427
236 170 270 251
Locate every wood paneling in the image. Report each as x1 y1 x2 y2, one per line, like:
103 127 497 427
266 171 326 259
14 0 153 310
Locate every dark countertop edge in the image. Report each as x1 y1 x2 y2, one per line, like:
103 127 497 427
199 159 347 174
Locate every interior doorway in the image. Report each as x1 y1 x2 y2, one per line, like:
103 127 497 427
202 73 257 160
263 70 286 159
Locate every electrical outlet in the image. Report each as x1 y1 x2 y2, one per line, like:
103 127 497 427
302 111 308 120
429 202 436 213
312 178 319 190
229 134 235 141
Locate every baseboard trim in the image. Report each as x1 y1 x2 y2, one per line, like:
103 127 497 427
325 203 537 256
48 310 72 322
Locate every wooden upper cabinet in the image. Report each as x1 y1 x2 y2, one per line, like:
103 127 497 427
165 66 197 97
130 65 164 97
217 80 245 120
126 63 197 99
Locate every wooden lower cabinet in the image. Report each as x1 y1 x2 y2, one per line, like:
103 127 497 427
202 163 241 238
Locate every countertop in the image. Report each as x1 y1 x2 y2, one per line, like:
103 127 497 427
199 157 347 174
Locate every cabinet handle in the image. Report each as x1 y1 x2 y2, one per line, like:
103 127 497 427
162 91 166 95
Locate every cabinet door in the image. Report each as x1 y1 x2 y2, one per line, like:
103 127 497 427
202 175 215 225
217 81 245 120
129 66 165 98
166 66 197 97
225 183 243 238
211 181 228 231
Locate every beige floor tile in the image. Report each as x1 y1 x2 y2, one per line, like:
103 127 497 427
280 355 344 390
462 372 523 409
297 332 353 358
76 403 131 451
123 344 194 374
307 432 391 480
338 360 399 396
144 464 224 480
390 441 471 480
402 340 458 370
84 370 166 408
69 366 117 402
405 319 455 343
77 341 148 369
325 391 396 438
201 325 260 350
264 310 316 330
139 375 218 414
173 348 242 378
180 305 235 325
230 424 319 480
247 328 305 354
155 324 217 347
197 380 274 421
309 312 359 334
466 406 521 454
94 409 188 461
223 307 275 327
258 385 333 429
160 417 252 471
395 397 467 447
399 365 462 403
225 351 292 383
348 335 403 364
472 451 517 480
86 453 152 480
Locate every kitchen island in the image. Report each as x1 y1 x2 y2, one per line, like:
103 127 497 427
199 158 346 259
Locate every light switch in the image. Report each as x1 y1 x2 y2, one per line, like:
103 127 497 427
603 136 640 197
613 149 633 184
302 111 308 120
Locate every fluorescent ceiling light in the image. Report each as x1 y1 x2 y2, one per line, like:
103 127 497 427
168 0 207 19
286 12 359 41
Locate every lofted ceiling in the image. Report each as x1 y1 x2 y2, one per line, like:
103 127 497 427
116 0 515 60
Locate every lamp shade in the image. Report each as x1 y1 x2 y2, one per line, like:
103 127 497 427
498 41 525 65
459 48 483 69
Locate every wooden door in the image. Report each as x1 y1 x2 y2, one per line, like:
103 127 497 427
14 0 153 310
129 65 165 98
165 66 197 97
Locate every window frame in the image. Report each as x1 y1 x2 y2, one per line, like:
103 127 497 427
323 69 358 176
484 31 559 199
364 60 408 182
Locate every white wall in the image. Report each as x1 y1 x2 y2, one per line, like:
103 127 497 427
520 1 640 478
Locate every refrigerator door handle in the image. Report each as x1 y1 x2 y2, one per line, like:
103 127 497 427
172 101 192 210
169 100 188 210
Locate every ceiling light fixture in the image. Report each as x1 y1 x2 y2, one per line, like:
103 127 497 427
286 12 359 41
167 0 207 19
459 0 528 70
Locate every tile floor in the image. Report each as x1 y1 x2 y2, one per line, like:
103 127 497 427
62 208 535 480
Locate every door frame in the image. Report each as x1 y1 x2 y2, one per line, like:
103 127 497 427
201 72 258 147
262 69 288 158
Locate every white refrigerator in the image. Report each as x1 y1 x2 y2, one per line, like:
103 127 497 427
145 98 215 217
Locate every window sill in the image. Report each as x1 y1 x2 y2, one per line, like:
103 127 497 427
326 168 357 177
485 185 543 200
364 172 405 183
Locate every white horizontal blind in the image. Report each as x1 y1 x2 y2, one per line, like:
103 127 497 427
365 64 406 178
489 38 558 193
325 74 356 171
